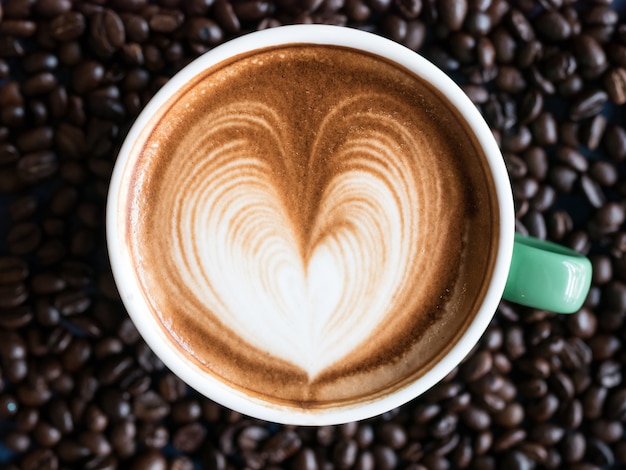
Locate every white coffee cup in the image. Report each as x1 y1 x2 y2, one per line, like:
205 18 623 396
107 24 590 425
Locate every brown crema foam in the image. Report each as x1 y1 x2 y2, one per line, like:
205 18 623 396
124 44 499 408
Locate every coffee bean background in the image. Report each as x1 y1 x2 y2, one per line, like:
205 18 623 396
0 0 625 468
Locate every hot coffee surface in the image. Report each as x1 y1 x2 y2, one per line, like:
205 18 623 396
126 45 499 406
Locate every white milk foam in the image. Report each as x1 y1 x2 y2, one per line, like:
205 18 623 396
139 95 448 379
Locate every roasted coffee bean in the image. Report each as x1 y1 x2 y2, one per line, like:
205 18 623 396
518 89 543 124
573 34 606 70
603 67 626 105
0 19 35 38
529 65 556 95
536 9 571 41
429 413 458 438
89 9 125 59
149 10 184 33
98 387 131 420
587 438 615 467
604 128 626 166
570 89 609 121
507 8 534 42
333 439 358 468
263 429 302 463
556 146 588 172
438 0 468 31
492 26 516 64
17 150 58 183
473 430 492 456
586 4 618 26
49 11 85 41
557 73 584 97
493 402 524 428
171 398 202 423
461 405 491 430
0 256 28 284
461 350 493 382
7 222 42 255
589 161 617 187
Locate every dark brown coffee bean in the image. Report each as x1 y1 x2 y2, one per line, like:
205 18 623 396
570 89 609 121
504 325 525 358
208 0 237 34
603 124 626 161
53 288 90 316
33 0 71 16
559 432 586 463
589 161 617 187
17 150 58 183
492 428 527 452
492 26 516 64
549 165 578 193
493 402 524 428
461 405 491 430
473 430 492 456
518 89 543 125
49 11 85 41
84 403 108 432
519 377 548 398
461 350 493 382
536 10 571 41
530 112 558 145
97 387 131 421
495 66 526 93
603 67 626 105
438 0 467 31
333 439 358 468
149 10 184 33
22 53 57 76
527 393 559 422
0 256 28 284
382 14 408 42
587 438 615 467
89 9 125 59
393 0 420 19
372 444 397 470
21 71 57 96
543 51 577 83
557 74 584 97
556 146 588 172
263 429 302 463
0 19 36 37
429 413 458 438
71 61 105 94
586 4 618 26
507 8 534 42
596 359 621 388
232 1 272 22
529 423 565 446
530 185 556 212
517 356 550 378
0 35 25 58
132 390 170 421
108 418 136 459
573 34 606 70
0 83 22 111
7 222 42 255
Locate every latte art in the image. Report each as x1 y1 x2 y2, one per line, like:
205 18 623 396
126 45 499 405
166 95 446 378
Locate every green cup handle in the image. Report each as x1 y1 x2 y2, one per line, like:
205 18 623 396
503 233 593 314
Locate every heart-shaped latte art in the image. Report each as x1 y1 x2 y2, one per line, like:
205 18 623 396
148 94 458 379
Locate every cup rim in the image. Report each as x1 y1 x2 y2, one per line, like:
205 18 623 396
106 24 515 425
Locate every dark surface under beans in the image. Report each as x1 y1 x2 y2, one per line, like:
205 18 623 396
1 0 626 469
